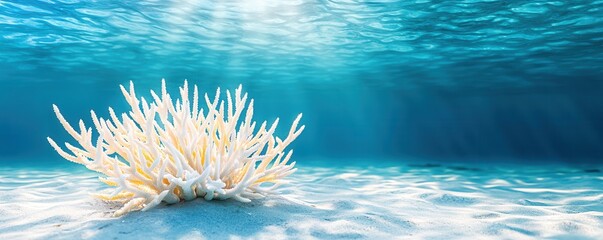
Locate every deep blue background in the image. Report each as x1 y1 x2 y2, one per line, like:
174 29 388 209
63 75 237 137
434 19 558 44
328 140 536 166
1 0 602 164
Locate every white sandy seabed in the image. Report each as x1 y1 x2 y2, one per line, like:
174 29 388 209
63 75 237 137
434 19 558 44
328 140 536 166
0 158 602 240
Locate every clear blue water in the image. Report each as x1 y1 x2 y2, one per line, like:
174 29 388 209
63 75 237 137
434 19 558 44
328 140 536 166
1 2 603 239
1 0 603 164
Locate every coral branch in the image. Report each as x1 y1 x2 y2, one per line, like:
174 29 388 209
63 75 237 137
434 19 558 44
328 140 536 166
48 80 304 217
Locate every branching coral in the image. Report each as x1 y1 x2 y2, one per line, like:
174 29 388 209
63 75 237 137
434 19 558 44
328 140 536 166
47 80 304 216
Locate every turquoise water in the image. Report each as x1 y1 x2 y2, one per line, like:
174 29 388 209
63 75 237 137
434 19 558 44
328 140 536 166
1 1 603 239
1 1 603 163
1 1 603 164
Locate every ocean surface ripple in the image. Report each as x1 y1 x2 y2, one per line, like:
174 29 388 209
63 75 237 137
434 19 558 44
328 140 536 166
0 0 602 89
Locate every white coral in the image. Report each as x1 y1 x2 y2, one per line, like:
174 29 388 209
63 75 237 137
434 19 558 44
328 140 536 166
47 80 304 216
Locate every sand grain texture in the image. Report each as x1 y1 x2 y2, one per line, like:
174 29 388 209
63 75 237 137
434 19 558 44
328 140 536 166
0 161 602 239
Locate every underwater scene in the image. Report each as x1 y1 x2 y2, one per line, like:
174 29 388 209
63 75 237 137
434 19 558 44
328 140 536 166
1 0 602 239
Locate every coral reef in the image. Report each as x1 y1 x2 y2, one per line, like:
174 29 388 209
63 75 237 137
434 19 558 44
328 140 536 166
47 80 304 216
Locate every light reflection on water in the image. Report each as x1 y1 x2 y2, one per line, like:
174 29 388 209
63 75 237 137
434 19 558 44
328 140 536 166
0 1 602 162
1 0 601 89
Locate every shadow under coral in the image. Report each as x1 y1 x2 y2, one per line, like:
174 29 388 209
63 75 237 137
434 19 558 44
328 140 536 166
88 198 339 239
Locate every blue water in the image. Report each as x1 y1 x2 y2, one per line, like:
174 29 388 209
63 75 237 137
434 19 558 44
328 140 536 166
1 2 603 239
1 0 603 164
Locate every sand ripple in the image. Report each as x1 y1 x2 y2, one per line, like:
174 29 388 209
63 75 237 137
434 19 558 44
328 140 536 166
0 162 602 239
